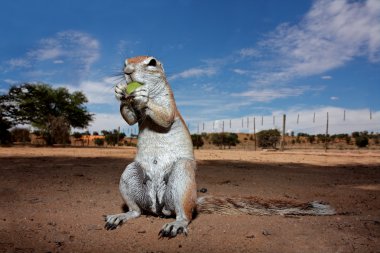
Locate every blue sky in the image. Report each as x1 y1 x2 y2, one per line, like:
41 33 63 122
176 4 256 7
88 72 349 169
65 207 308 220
1 0 379 134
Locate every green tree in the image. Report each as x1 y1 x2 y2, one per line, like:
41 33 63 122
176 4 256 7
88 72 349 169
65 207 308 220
3 83 93 145
210 133 223 148
225 133 239 149
0 119 11 145
256 129 281 149
50 116 71 144
191 134 204 149
0 94 14 144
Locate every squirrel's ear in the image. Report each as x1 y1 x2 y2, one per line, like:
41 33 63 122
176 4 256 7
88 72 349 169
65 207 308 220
147 58 157 67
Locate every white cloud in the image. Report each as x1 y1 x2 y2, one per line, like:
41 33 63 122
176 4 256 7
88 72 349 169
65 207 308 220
254 0 380 84
117 40 140 56
232 68 252 75
321 75 332 80
232 85 324 102
62 77 117 105
330 96 339 100
24 70 57 77
3 30 100 75
6 58 30 69
168 67 217 80
238 48 260 58
3 79 18 84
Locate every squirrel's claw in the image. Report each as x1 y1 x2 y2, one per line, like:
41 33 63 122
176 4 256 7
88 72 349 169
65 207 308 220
158 222 188 238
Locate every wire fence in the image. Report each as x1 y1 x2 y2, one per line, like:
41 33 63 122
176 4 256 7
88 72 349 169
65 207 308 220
190 109 379 135
183 108 380 150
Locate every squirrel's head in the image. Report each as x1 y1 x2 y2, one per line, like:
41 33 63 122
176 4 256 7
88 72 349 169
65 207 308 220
123 56 166 86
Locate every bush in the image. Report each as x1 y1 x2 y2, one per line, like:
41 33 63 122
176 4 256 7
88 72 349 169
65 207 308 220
256 129 281 149
317 134 329 143
191 134 204 149
10 128 31 143
94 138 104 146
0 123 11 145
72 132 83 139
355 135 369 148
104 129 126 146
352 131 360 138
210 133 223 148
210 133 239 149
307 135 315 144
225 133 239 148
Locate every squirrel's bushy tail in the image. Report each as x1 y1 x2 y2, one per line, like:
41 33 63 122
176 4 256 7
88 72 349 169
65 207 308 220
196 196 335 216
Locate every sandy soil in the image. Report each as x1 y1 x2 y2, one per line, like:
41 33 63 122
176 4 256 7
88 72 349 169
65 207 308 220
1 147 379 253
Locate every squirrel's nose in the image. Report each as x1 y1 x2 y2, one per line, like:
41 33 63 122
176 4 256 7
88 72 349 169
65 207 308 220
124 65 135 75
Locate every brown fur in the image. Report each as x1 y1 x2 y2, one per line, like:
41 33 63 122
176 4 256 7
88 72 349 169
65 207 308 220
197 196 335 216
127 56 149 64
182 162 197 220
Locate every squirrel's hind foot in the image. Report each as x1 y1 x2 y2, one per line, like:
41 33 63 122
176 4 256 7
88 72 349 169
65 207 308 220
158 220 189 238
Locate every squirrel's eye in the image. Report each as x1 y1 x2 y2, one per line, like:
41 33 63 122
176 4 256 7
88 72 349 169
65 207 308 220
147 59 157 67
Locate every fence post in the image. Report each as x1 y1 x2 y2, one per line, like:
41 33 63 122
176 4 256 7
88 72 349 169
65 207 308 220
254 117 256 151
325 112 329 152
117 126 120 145
281 114 286 151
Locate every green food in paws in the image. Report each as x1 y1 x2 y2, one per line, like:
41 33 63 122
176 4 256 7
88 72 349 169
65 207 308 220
126 81 142 94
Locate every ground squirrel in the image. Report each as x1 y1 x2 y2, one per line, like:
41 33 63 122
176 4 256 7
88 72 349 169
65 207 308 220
104 56 335 238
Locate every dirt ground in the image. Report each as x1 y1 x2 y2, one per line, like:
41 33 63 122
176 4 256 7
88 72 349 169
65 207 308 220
1 147 379 253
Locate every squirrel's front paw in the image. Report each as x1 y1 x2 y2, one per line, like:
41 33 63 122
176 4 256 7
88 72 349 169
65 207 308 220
132 87 149 110
115 82 128 101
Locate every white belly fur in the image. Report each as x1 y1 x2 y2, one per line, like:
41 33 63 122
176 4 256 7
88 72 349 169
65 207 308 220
134 116 194 212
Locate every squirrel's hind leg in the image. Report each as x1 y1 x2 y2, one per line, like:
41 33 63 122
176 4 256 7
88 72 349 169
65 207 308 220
104 162 151 230
159 159 197 237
